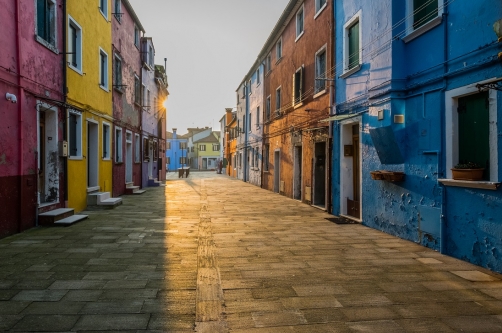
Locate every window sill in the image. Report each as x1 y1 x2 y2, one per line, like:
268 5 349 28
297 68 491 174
114 87 124 94
102 157 111 161
340 64 361 79
68 156 83 161
275 57 283 66
294 102 303 109
99 85 109 93
313 89 327 99
99 10 108 21
295 31 304 43
438 179 501 191
115 161 123 165
68 65 83 76
402 16 443 43
265 70 272 78
87 186 100 193
314 4 327 20
35 36 59 54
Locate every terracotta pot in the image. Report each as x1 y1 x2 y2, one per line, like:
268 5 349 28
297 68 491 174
451 168 484 181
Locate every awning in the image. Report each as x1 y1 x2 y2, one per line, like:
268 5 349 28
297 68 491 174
319 111 366 123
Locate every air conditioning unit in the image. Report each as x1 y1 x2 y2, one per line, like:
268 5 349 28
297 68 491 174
279 180 285 193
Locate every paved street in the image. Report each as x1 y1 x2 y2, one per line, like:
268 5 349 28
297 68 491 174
1 172 502 332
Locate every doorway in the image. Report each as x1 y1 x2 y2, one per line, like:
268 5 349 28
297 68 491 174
341 122 361 219
125 131 133 183
313 141 326 208
87 121 99 189
293 145 302 200
148 138 153 178
274 150 280 193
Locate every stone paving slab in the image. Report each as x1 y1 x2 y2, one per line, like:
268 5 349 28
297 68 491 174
0 172 502 331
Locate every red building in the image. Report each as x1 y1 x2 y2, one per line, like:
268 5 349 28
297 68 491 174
261 0 334 211
112 0 145 196
0 0 66 237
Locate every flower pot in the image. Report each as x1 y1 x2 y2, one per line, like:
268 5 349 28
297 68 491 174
451 168 484 181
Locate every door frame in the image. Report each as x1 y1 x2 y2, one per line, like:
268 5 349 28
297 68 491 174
339 118 362 221
274 149 280 193
313 141 327 208
293 145 302 200
125 130 133 183
87 119 99 190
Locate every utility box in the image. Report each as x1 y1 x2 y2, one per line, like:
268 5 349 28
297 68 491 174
59 140 68 157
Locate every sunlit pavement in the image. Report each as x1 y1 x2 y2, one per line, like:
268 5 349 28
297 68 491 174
1 172 502 332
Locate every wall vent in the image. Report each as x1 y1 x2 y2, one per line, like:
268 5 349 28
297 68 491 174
305 186 311 202
394 114 405 124
279 180 285 193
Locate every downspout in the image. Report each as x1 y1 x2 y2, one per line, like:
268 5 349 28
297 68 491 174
439 7 449 254
63 0 68 207
139 35 143 188
15 0 24 232
327 1 335 214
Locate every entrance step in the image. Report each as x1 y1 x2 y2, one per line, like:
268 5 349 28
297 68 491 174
133 190 147 195
38 208 74 226
54 214 88 226
148 178 165 187
87 192 122 210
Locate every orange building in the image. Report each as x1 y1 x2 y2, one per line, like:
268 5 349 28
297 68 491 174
224 109 238 178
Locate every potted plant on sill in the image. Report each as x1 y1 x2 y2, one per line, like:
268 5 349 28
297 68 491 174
451 162 484 181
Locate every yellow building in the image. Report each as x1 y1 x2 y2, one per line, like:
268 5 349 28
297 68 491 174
66 0 115 211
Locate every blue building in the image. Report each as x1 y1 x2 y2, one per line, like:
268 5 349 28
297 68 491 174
166 128 188 172
331 0 502 272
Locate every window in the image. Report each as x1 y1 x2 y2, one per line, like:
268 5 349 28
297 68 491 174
68 110 82 158
276 87 282 114
114 54 122 90
134 76 140 105
134 133 140 162
102 123 110 159
115 127 123 163
250 148 254 167
264 144 269 171
315 0 327 16
266 95 271 120
153 140 158 161
134 25 140 47
294 67 303 105
248 114 252 132
114 0 121 21
199 144 206 151
99 48 109 90
276 38 282 61
36 0 57 50
180 157 187 165
180 142 187 149
256 68 260 85
296 5 304 40
166 157 171 164
148 45 154 67
243 115 246 133
403 0 444 42
166 142 171 149
266 53 272 73
256 106 260 126
141 85 146 107
239 153 242 168
68 16 82 72
99 0 108 19
147 90 151 110
242 85 246 97
315 47 327 94
342 11 361 77
143 137 149 160
248 80 252 95
191 146 194 152
213 144 220 151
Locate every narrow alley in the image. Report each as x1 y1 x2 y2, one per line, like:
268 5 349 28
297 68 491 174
1 172 502 332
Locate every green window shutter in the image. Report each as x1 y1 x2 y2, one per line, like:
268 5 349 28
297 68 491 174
458 91 490 179
413 0 438 30
348 22 359 70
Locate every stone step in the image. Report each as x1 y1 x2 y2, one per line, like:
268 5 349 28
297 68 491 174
38 208 74 226
100 198 123 206
54 214 88 226
87 192 111 205
133 189 147 195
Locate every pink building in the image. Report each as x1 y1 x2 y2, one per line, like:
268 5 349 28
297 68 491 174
112 0 145 196
0 0 66 237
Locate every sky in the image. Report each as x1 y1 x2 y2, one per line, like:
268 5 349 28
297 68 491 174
128 0 290 135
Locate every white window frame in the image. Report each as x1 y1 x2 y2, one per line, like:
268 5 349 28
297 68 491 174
256 68 260 85
314 44 328 96
295 4 304 42
403 0 443 43
200 144 206 151
99 0 108 20
276 37 282 63
115 127 123 163
314 0 327 19
445 80 498 182
212 144 219 152
99 47 109 91
35 0 58 53
68 15 83 74
134 133 140 163
68 109 82 159
275 86 282 115
102 122 111 160
341 10 362 79
293 66 304 106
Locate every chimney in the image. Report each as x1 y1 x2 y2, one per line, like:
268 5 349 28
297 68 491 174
173 128 177 133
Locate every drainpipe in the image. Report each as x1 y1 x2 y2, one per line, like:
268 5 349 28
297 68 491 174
439 7 449 254
15 0 25 232
63 0 68 207
139 36 143 188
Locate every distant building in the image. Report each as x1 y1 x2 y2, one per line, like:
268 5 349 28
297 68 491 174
194 132 220 170
166 128 188 171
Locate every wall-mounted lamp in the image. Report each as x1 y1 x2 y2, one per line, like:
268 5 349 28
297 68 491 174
5 93 17 103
